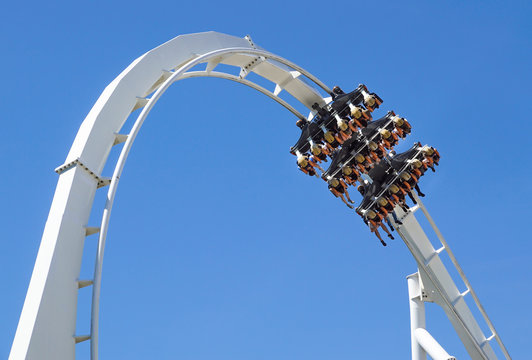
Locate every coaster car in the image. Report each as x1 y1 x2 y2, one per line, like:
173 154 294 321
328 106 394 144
290 121 324 155
330 84 382 116
356 181 382 216
321 135 366 179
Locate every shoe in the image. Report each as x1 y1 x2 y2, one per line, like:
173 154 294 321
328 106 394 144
396 220 403 225
388 234 395 240
347 204 354 209
418 192 425 197
381 240 387 247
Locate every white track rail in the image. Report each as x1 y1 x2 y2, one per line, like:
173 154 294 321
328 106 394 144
394 193 511 359
9 31 510 360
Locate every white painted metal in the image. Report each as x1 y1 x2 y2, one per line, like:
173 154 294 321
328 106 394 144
10 31 511 360
89 45 331 360
414 328 456 360
394 198 508 359
407 273 427 360
180 70 306 120
10 32 330 360
413 193 511 360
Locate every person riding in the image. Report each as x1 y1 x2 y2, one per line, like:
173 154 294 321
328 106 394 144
409 159 425 178
328 178 354 209
392 115 411 138
323 130 343 150
400 171 425 197
349 105 371 128
296 119 307 129
361 89 382 112
365 209 395 246
388 184 410 212
331 85 345 100
379 129 399 149
310 143 328 163
336 116 353 141
368 140 387 162
342 165 361 185
376 196 403 226
297 154 320 177
354 153 373 173
421 146 440 172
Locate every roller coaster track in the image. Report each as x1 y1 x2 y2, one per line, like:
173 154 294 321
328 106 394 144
9 31 510 360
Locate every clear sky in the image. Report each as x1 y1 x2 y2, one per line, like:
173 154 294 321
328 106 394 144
1 1 531 359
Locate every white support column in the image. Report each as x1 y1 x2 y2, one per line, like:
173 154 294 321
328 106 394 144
415 328 456 360
407 272 427 360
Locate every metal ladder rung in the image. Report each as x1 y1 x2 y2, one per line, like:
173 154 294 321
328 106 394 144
132 97 149 111
74 335 91 344
113 133 128 146
77 280 93 289
424 246 445 266
481 334 496 348
451 289 470 306
85 227 100 236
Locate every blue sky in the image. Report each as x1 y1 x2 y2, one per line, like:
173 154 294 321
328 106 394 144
1 1 531 359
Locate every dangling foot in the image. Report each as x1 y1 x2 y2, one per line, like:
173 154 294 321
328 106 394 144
396 220 403 225
380 240 387 246
347 203 354 209
418 192 426 197
388 234 395 240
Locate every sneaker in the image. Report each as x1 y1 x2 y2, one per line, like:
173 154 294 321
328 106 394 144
388 234 395 240
396 220 403 225
418 192 426 197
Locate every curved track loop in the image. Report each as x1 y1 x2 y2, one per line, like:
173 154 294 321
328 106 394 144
91 46 329 359
9 32 331 360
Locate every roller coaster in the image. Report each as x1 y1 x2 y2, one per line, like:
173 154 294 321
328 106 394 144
9 31 511 360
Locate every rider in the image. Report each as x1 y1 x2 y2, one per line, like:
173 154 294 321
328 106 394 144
377 196 403 226
400 172 425 196
368 140 387 162
421 146 440 172
323 130 343 150
361 88 382 112
388 184 410 212
379 129 399 150
310 143 328 163
392 115 411 138
328 178 355 209
297 154 320 177
409 159 425 178
342 165 361 185
365 209 395 246
354 153 373 173
349 105 371 128
336 116 353 141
